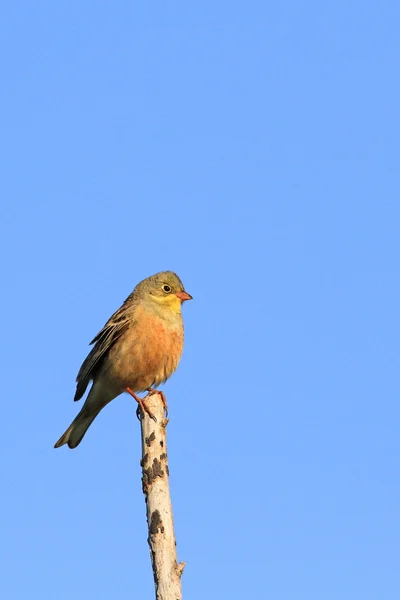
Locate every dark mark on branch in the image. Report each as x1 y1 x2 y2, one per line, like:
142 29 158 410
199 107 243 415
150 509 164 534
150 547 157 584
145 431 156 446
140 453 149 467
142 458 165 492
151 458 164 478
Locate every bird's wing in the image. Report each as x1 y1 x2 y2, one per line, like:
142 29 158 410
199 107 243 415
74 299 133 401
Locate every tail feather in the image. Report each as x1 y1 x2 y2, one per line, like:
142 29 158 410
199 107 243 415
54 406 99 449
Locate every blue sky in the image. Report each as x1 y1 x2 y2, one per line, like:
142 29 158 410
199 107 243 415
1 1 399 598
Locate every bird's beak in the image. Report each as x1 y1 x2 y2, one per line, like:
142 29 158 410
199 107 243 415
175 291 193 302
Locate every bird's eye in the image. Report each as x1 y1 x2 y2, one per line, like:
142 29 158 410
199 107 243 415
162 284 171 293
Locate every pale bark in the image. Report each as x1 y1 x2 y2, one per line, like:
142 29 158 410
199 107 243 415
140 392 185 600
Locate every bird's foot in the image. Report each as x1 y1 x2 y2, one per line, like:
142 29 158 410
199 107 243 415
125 387 157 422
146 388 168 418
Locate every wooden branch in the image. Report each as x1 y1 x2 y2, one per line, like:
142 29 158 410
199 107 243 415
140 392 185 600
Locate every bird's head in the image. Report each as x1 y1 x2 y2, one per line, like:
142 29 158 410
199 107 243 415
137 271 192 314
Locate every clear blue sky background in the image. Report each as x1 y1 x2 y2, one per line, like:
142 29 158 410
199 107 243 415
1 2 399 599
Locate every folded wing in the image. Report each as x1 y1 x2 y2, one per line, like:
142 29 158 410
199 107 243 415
74 299 133 401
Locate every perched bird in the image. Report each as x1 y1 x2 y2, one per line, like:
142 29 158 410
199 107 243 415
54 271 192 449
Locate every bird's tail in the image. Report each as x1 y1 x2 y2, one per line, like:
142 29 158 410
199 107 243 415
54 405 100 449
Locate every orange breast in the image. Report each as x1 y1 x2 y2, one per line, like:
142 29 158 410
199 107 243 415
107 304 184 392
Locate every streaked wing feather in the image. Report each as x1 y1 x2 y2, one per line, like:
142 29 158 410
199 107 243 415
74 300 133 401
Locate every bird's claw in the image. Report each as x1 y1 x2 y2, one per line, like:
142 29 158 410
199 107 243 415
135 401 157 422
126 387 157 422
146 388 169 418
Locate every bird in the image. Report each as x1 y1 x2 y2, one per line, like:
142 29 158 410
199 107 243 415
54 271 192 449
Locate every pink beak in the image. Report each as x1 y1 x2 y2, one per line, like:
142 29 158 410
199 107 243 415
175 291 193 302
